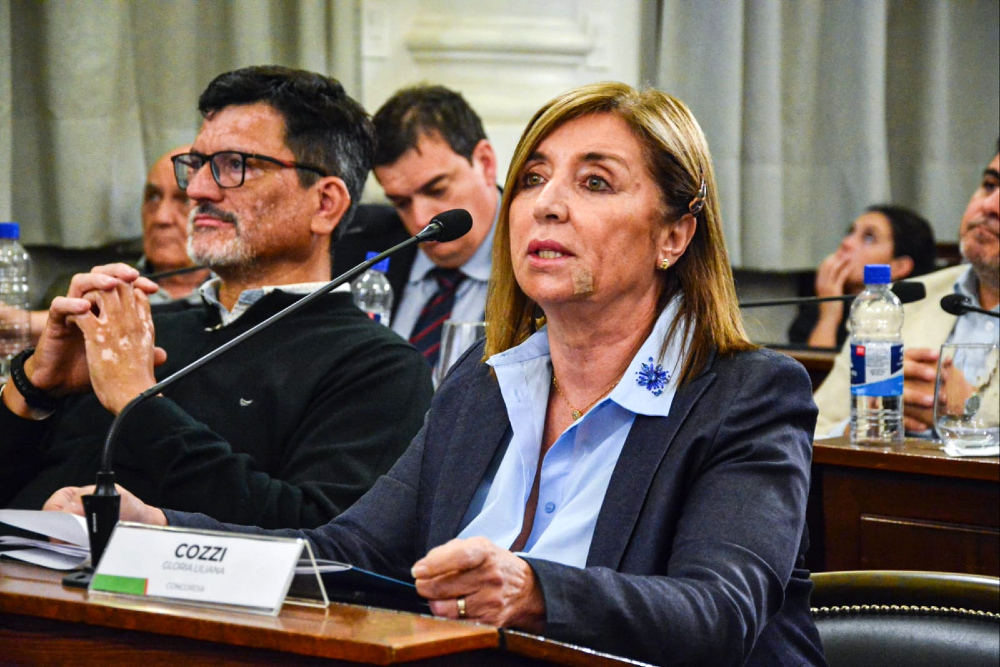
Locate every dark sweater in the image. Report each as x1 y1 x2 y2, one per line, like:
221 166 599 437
1 290 433 529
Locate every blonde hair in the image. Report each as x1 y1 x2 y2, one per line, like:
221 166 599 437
485 82 755 385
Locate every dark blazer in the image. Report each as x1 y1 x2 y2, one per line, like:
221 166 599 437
168 342 827 666
332 203 414 318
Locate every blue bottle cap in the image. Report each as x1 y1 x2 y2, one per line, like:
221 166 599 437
0 222 20 239
863 264 891 285
364 250 390 273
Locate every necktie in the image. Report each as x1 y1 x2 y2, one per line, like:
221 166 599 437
409 268 467 367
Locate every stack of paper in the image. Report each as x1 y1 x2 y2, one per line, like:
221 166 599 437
0 509 90 570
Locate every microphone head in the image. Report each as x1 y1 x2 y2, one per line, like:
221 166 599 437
890 280 926 304
940 293 971 316
417 209 473 243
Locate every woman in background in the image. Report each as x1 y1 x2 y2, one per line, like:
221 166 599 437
47 82 827 666
788 205 936 348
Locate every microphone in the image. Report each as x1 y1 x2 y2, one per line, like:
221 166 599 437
143 264 209 281
739 281 926 308
424 208 474 242
75 208 473 578
940 293 1000 319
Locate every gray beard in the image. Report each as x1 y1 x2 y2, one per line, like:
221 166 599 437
188 233 253 271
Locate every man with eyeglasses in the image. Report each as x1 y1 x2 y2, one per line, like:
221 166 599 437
0 66 434 529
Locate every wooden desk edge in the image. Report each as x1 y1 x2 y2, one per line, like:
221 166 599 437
502 630 654 667
0 563 498 664
813 438 1000 482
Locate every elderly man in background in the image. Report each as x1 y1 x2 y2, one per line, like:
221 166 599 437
26 146 211 344
814 142 1000 436
334 85 500 368
0 65 433 528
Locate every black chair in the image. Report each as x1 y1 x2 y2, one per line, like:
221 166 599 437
811 570 1000 667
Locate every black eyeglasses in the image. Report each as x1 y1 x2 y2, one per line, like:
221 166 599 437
171 151 328 190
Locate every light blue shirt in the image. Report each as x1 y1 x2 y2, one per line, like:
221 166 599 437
947 265 1000 345
197 279 351 328
391 215 496 340
456 298 688 568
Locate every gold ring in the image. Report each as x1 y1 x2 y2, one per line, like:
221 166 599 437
457 596 467 619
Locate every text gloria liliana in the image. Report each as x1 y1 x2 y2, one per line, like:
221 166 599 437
162 543 229 575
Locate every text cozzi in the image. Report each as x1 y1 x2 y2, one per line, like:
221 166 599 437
174 543 228 562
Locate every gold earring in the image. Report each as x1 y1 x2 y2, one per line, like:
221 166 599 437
659 258 670 271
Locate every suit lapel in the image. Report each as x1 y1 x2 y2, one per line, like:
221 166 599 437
427 364 512 548
586 365 717 568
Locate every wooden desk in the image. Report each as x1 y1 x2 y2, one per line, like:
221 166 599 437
0 561 647 666
808 437 1000 576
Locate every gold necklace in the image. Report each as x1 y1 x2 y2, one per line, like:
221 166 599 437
551 372 622 420
550 328 651 420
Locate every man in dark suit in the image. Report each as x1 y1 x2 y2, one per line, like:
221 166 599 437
333 86 500 367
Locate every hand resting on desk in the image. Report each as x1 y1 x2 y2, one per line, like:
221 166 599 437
43 484 167 528
412 536 545 632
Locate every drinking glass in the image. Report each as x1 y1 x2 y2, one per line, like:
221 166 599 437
434 321 487 387
934 343 999 456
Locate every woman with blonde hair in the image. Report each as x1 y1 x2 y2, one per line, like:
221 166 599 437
48 82 827 666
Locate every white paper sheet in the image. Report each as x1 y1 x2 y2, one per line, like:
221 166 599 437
0 546 89 570
0 509 89 545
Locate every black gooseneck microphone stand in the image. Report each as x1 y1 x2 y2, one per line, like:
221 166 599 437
739 280 926 308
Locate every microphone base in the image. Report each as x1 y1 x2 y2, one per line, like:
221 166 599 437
62 566 95 589
82 472 121 568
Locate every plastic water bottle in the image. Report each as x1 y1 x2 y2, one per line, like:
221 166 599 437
849 264 904 445
352 251 393 327
0 222 31 383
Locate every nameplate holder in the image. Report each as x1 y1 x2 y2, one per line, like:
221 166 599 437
88 522 324 616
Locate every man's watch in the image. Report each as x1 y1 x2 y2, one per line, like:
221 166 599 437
9 348 61 411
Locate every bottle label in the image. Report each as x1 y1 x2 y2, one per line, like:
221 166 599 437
850 342 903 396
366 311 390 327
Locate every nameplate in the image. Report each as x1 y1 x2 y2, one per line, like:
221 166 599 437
89 522 304 615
